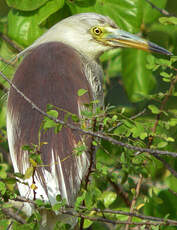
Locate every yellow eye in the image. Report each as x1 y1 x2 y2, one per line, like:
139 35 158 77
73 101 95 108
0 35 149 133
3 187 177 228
92 27 102 36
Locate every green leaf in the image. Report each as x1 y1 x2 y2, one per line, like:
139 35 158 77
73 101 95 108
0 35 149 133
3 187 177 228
132 155 144 164
22 145 33 151
77 88 88 96
0 220 9 229
0 181 6 195
2 203 13 209
56 194 62 202
101 191 117 208
74 143 87 156
30 153 42 164
43 110 58 130
71 114 79 122
0 170 7 179
67 0 142 33
24 166 34 179
34 199 45 207
7 0 64 46
54 124 63 133
14 172 24 179
166 137 174 142
47 110 58 118
166 176 177 192
7 9 46 47
143 0 167 24
100 49 122 78
169 118 177 127
122 49 156 102
37 0 65 26
122 119 134 128
92 140 97 146
140 132 147 140
148 104 160 114
4 178 17 184
6 0 48 11
83 219 93 229
85 191 93 208
75 190 86 209
146 54 159 71
52 203 62 211
160 71 171 78
156 58 171 66
157 141 167 148
159 17 177 25
0 41 16 88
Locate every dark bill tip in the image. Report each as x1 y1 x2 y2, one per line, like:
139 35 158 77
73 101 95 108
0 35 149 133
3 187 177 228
148 41 173 56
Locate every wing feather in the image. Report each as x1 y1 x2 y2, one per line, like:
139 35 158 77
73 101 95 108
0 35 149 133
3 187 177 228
7 42 93 206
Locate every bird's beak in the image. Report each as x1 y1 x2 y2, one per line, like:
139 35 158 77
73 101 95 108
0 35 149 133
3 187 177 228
104 28 172 56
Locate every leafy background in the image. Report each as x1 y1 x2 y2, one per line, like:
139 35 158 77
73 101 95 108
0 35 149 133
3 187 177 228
0 0 177 229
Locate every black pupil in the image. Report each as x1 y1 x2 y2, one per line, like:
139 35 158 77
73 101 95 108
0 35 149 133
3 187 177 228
95 28 100 34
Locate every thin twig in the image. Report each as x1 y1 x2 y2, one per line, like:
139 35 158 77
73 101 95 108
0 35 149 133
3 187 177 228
152 153 177 178
80 119 97 230
2 207 26 225
0 56 16 67
125 174 143 230
147 75 177 177
0 70 177 158
78 206 177 225
145 0 177 17
0 34 22 52
168 189 177 197
108 109 147 132
108 177 131 207
150 76 177 144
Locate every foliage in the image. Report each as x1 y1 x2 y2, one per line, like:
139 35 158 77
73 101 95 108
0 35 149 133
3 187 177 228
0 0 177 229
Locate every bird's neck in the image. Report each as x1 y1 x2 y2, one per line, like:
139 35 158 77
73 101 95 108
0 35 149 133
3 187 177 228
80 53 104 106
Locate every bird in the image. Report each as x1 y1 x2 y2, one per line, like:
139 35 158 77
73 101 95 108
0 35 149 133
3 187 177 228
6 13 172 229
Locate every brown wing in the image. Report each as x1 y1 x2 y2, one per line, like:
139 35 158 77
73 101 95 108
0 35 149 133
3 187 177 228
7 42 93 205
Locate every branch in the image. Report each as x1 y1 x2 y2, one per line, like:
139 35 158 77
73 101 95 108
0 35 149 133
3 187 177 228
0 56 16 68
79 207 177 226
125 174 143 230
0 70 177 159
13 196 177 226
1 207 26 224
152 153 177 178
61 209 177 226
108 177 131 207
80 119 97 230
145 0 177 17
168 189 177 197
0 34 22 52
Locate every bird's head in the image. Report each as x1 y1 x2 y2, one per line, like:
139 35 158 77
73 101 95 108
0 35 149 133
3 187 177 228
29 13 172 60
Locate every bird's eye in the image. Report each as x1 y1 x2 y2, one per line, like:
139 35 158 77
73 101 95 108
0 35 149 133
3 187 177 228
92 27 102 35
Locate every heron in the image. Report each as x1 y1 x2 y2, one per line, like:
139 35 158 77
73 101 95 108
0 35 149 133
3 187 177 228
6 13 172 229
